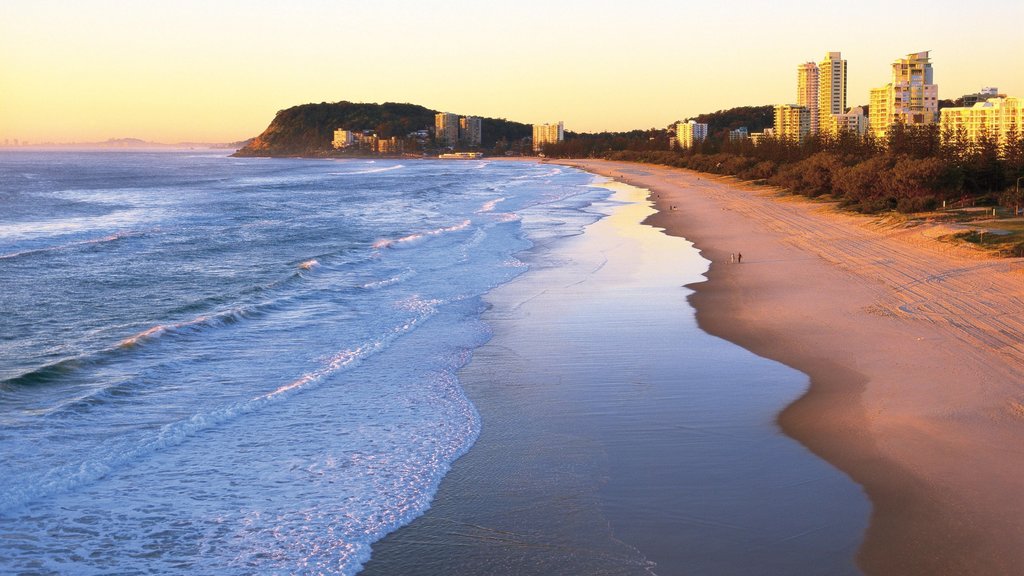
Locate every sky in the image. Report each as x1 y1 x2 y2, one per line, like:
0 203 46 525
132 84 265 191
2 0 1022 144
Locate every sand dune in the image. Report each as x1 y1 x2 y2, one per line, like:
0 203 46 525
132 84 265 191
562 159 1024 576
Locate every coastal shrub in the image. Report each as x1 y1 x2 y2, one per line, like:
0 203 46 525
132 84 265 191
896 195 938 214
737 160 777 181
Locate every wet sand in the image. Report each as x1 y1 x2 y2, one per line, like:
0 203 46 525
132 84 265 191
561 160 1024 575
361 179 867 575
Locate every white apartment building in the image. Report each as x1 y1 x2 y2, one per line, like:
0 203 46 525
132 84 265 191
818 52 848 135
774 104 811 143
797 62 820 134
676 120 709 148
435 112 460 147
940 96 1024 148
869 51 938 140
532 122 564 152
332 129 355 149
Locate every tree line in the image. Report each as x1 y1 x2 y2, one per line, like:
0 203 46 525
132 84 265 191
540 122 1024 215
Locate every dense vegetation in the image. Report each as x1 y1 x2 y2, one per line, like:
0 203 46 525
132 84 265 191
542 119 1024 216
234 101 532 156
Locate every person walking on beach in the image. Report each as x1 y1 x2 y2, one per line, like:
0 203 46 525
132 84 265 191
730 253 735 263
737 252 742 263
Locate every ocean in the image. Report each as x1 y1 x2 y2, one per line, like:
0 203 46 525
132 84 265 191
0 151 608 574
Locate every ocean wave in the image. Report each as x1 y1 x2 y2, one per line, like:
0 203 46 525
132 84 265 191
329 164 404 176
360 268 416 289
372 219 472 249
297 258 320 271
0 305 442 514
118 307 254 348
0 230 140 261
0 357 87 390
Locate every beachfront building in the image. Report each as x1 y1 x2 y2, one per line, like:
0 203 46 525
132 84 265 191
332 129 356 149
459 116 482 147
676 120 709 149
435 112 460 147
797 62 820 134
729 127 749 142
774 104 811 143
829 106 869 137
869 51 938 140
939 96 1024 149
818 52 848 135
532 121 564 152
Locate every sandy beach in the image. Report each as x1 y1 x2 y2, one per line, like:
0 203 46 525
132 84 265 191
561 160 1024 575
362 176 868 575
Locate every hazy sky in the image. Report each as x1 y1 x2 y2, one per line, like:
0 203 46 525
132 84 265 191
3 0 1022 143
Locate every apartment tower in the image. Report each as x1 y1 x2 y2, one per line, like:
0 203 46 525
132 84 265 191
676 120 709 149
532 122 564 152
797 62 820 134
435 112 460 147
459 116 483 147
818 52 848 134
774 104 811 143
869 51 938 139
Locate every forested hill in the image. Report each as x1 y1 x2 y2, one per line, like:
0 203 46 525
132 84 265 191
233 101 531 156
687 105 774 140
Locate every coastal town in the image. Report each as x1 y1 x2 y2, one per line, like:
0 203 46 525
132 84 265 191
318 49 1020 162
676 50 1020 150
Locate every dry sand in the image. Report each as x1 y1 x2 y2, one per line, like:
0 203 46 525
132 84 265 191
560 159 1024 575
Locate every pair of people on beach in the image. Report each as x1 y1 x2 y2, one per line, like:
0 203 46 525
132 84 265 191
730 252 742 263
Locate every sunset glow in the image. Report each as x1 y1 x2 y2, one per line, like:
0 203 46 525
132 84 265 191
2 0 1022 144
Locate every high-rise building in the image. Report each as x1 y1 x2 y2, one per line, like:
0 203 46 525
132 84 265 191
940 96 1024 148
532 122 564 152
459 116 482 147
435 112 460 147
774 104 811 143
869 51 938 139
817 52 847 135
676 120 709 148
797 62 820 134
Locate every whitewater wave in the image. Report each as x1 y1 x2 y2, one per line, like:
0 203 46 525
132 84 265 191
361 269 416 289
476 197 506 213
373 219 472 249
118 308 254 348
0 301 443 513
329 165 404 176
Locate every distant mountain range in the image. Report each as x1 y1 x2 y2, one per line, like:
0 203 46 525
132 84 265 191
233 101 532 157
7 138 252 149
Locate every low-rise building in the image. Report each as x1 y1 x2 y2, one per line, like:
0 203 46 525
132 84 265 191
729 127 749 142
333 129 355 149
939 96 1024 149
829 106 869 137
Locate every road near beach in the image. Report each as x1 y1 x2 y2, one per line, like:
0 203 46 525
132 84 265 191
561 160 1024 575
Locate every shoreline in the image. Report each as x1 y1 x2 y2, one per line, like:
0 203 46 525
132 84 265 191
559 159 1024 574
360 171 867 575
